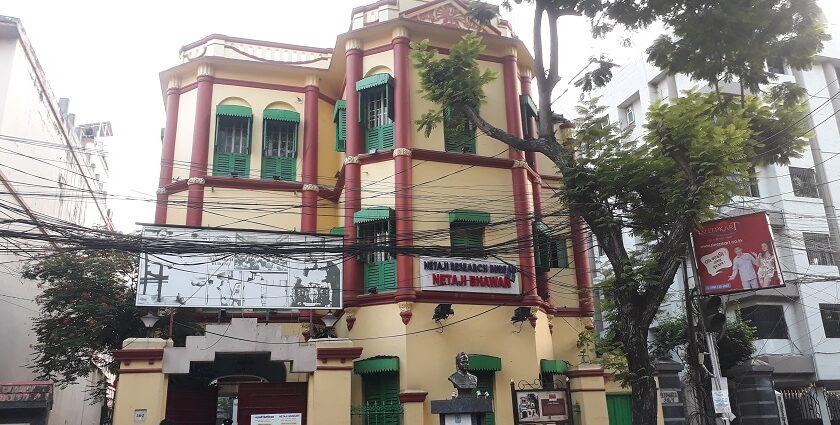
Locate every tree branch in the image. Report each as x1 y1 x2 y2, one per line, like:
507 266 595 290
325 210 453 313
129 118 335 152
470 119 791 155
460 104 565 165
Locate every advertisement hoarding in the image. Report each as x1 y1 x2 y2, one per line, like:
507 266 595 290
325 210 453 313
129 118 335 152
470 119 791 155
136 225 343 309
515 390 569 423
419 256 520 295
691 212 784 296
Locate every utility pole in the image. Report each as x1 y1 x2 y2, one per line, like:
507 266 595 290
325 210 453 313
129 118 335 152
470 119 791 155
683 257 709 425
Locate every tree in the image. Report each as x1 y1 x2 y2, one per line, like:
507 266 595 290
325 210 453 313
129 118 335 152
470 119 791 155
652 313 757 374
411 1 823 423
22 250 196 402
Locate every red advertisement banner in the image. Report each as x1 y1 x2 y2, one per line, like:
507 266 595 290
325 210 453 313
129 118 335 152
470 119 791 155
691 212 785 296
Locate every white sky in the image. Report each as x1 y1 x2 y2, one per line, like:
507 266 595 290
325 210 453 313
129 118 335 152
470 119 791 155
1 0 839 232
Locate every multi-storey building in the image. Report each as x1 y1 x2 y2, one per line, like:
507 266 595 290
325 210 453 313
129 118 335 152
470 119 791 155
108 1 635 425
0 15 112 425
593 15 840 424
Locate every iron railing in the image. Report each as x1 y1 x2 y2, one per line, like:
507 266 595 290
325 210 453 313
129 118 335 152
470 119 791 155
351 400 403 425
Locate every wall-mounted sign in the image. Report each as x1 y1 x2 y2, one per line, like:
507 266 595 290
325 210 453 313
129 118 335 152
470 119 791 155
133 409 147 422
419 257 520 295
515 390 569 423
660 390 680 405
251 413 302 425
136 225 343 309
691 212 785 296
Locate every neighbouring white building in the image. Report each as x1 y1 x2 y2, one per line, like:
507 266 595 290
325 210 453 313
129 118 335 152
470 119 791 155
0 15 113 425
592 15 840 425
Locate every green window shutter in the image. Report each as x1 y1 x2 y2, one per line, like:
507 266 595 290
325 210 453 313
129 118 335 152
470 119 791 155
552 238 569 268
356 74 394 125
443 107 477 154
534 223 551 273
364 259 397 293
261 156 296 181
214 152 249 177
329 227 344 236
213 152 232 176
334 100 347 152
475 372 496 425
451 223 485 257
520 95 538 138
365 123 395 151
232 153 249 177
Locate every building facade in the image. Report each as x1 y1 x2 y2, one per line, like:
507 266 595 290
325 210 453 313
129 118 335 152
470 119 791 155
593 17 840 424
109 1 637 425
0 15 112 425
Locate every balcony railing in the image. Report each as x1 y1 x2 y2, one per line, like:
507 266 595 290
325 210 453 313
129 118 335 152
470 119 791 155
180 35 332 69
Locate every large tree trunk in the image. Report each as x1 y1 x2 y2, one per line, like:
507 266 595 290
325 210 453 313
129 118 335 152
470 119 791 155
622 321 659 425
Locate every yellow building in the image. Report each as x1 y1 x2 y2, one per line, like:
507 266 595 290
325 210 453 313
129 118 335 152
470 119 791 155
112 1 631 424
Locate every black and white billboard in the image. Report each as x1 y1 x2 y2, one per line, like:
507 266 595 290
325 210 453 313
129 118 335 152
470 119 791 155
136 225 343 309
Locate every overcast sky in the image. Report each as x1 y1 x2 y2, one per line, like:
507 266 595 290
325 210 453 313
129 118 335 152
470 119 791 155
2 0 839 232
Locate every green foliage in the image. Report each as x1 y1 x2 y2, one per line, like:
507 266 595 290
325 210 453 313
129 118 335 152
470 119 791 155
717 312 758 373
411 34 497 137
567 88 808 249
22 250 199 402
23 251 139 390
641 0 827 93
651 315 687 360
651 313 757 375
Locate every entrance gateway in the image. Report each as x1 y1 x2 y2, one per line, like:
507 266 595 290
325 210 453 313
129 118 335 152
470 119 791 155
162 319 316 425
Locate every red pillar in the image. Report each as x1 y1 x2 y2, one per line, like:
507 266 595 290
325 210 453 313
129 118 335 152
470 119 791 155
155 83 181 224
519 72 550 303
343 43 364 306
301 83 319 233
392 33 415 303
503 53 540 306
186 68 214 227
571 216 594 314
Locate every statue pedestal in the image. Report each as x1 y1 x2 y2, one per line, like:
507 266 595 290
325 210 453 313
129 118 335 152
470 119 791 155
431 397 493 425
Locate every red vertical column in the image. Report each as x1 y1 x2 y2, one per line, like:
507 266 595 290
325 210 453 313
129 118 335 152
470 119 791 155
503 51 540 306
301 79 320 233
343 41 364 307
519 70 550 303
155 80 181 224
185 65 214 227
392 29 415 304
572 215 594 314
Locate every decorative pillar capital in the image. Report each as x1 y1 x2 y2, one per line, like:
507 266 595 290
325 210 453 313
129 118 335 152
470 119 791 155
533 175 542 185
398 301 414 325
392 26 410 41
504 46 518 60
519 68 533 80
345 39 363 53
196 63 214 78
305 75 319 88
392 148 412 157
302 183 320 192
344 155 361 165
512 159 528 169
156 187 167 195
166 77 181 93
187 177 206 186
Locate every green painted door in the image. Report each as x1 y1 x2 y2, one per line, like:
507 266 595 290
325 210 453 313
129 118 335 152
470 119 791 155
475 372 495 425
606 394 633 425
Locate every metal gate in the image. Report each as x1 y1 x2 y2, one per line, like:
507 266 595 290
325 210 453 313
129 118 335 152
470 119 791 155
781 388 823 425
826 390 840 425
